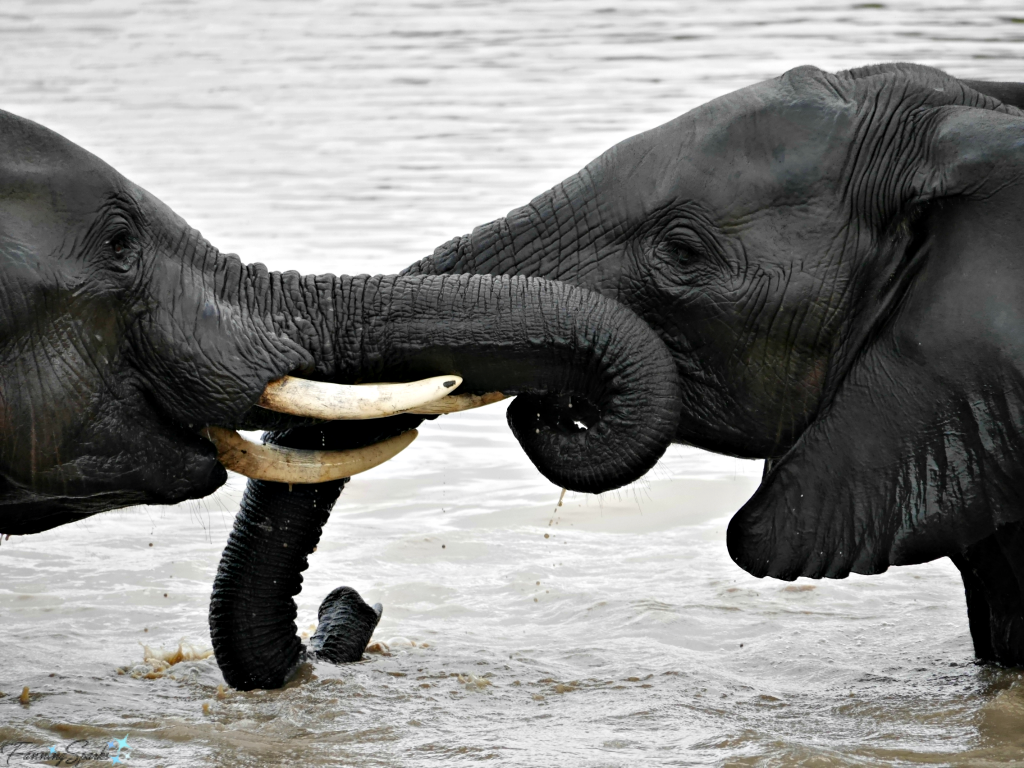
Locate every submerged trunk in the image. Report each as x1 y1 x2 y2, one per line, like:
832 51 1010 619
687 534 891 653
211 416 419 692
211 270 679 690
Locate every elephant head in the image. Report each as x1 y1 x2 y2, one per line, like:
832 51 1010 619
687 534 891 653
0 107 682 540
408 64 1024 664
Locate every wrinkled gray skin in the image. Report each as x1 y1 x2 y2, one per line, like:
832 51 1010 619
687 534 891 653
0 107 684 687
0 108 679 537
406 63 1024 666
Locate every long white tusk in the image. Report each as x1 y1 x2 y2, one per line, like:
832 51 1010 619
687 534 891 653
406 391 509 415
258 375 462 420
202 426 417 484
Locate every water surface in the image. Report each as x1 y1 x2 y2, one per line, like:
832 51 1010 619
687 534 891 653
2 2 1024 765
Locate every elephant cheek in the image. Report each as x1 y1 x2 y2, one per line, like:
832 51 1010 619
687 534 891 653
798 355 830 409
103 417 228 505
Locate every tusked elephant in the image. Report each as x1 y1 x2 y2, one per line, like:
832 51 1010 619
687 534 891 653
251 62 1024 683
409 61 1024 668
0 108 682 685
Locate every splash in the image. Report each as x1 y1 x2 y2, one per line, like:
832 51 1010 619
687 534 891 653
118 641 214 680
457 673 493 690
365 637 430 656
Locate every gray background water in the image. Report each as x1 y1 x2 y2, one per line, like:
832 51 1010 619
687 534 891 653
2 1 1024 766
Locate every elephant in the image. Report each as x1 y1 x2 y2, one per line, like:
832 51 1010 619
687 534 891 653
0 107 683 682
236 61 1024 686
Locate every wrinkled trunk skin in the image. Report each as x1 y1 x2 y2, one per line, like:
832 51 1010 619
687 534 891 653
249 272 679 493
403 170 602 288
212 271 680 690
211 417 418 691
211 479 339 691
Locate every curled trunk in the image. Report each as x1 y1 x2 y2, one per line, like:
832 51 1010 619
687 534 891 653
211 271 679 690
253 272 680 493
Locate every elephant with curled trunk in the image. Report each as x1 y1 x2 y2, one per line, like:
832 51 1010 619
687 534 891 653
408 62 1024 668
256 62 1024 681
0 109 681 685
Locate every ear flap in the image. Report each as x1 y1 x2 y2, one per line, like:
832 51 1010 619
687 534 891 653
962 79 1024 110
729 103 1024 580
911 103 1024 203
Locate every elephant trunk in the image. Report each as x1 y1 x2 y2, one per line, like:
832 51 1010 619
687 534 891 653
210 474 338 692
211 271 680 691
256 271 680 494
402 168 598 284
210 417 419 692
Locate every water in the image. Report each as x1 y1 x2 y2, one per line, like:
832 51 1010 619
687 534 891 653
2 1 1024 765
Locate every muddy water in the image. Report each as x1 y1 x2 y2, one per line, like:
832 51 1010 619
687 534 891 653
3 1 1024 765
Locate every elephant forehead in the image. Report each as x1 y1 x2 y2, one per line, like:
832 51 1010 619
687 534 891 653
623 77 856 218
0 109 127 224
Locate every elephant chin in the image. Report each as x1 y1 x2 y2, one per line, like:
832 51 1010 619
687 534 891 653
0 420 227 536
0 493 135 535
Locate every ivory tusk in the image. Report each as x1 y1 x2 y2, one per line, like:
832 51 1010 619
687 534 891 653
258 375 462 420
405 391 509 415
202 426 417 484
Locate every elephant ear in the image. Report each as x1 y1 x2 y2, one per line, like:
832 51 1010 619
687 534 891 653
729 100 1024 580
962 79 1024 110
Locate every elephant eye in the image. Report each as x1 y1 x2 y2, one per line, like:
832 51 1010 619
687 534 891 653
667 239 693 257
654 225 711 272
661 237 701 265
106 231 138 272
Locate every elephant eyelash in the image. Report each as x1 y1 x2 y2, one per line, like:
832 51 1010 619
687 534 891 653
663 238 700 259
83 196 143 266
654 218 737 274
657 233 707 267
109 232 128 254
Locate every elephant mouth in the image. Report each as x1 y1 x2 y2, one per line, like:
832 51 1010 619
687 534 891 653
200 374 507 485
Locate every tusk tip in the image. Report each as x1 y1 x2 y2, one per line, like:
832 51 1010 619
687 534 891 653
406 391 508 415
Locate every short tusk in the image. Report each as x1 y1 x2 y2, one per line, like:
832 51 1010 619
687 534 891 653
258 375 462 420
406 391 509 415
202 426 417 484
